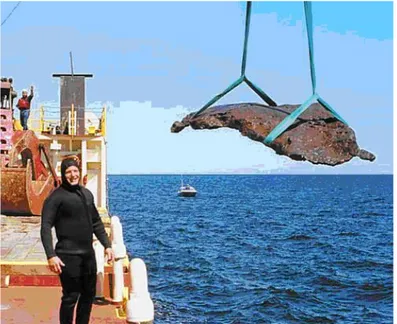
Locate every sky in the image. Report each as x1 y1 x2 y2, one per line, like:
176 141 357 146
0 1 393 174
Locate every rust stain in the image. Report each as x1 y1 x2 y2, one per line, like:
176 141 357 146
1 131 58 215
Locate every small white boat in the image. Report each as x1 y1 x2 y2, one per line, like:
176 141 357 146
178 180 197 197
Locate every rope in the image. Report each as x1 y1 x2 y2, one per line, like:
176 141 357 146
1 2 21 27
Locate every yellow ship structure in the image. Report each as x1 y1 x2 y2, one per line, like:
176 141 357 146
0 72 154 323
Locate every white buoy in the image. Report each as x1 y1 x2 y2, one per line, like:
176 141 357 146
93 240 105 299
126 258 154 323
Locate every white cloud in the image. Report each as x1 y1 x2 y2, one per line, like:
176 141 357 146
106 101 385 174
107 101 290 174
2 2 391 174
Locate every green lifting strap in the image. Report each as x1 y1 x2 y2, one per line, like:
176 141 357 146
193 2 276 118
241 0 251 77
264 1 348 145
192 77 244 117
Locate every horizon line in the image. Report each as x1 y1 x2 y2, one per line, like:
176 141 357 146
107 173 393 176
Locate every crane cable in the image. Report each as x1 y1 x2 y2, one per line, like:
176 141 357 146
1 2 21 27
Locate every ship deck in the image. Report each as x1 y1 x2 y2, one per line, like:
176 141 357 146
1 215 127 323
1 214 110 263
1 215 50 263
1 287 125 323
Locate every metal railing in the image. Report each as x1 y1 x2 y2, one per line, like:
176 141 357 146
25 105 107 137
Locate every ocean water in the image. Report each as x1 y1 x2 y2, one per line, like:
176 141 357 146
109 175 393 323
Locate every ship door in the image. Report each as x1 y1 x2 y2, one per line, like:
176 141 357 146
86 168 101 206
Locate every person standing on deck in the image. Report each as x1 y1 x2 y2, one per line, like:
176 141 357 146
16 85 34 130
40 157 114 324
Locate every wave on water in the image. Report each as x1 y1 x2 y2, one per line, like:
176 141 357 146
109 174 393 323
287 234 313 241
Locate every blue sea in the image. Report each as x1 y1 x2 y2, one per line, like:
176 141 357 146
109 175 393 323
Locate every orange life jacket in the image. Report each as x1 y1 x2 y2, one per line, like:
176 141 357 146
17 97 30 109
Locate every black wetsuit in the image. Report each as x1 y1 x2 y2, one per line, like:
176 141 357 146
41 178 111 324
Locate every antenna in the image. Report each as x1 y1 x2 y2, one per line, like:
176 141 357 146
69 51 74 76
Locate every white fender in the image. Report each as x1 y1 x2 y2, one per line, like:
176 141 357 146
111 216 126 303
93 240 105 298
111 216 124 244
112 258 125 303
126 258 154 323
111 217 127 259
